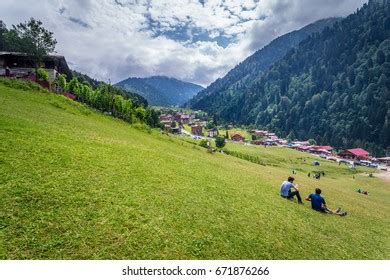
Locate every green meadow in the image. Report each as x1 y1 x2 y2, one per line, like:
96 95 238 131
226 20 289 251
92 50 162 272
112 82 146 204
0 84 389 259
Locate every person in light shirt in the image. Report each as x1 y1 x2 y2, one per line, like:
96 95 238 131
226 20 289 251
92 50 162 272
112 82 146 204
280 176 303 204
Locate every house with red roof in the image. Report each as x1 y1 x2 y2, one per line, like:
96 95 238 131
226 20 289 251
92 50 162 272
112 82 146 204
231 133 245 142
292 141 310 146
250 130 268 137
159 114 174 124
309 145 334 155
338 148 370 160
313 145 334 151
191 125 203 136
296 146 311 152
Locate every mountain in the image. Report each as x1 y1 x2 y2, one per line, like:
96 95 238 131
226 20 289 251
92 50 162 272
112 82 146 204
71 70 101 88
187 18 340 109
115 76 204 106
190 0 390 154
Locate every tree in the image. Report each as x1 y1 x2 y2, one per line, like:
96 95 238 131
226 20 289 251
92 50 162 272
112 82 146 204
206 122 215 129
56 74 67 91
212 114 218 126
145 108 159 128
199 139 209 148
215 136 226 148
0 21 7 50
36 68 49 81
135 107 146 122
67 77 80 94
308 138 317 145
6 18 57 80
376 50 385 65
287 131 296 142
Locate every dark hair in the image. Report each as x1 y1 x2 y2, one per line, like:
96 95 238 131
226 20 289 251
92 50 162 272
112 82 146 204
288 177 295 182
315 188 322 194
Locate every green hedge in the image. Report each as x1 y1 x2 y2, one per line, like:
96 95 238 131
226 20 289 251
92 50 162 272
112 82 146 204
0 77 49 93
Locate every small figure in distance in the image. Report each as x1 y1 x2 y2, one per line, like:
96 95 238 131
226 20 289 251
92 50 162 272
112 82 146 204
357 188 369 195
280 176 303 204
306 188 347 216
308 172 311 178
5 66 10 77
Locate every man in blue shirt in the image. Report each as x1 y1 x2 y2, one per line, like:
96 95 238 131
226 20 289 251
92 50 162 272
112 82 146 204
305 188 347 216
280 177 303 204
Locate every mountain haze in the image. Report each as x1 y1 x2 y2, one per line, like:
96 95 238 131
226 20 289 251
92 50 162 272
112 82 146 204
116 76 203 106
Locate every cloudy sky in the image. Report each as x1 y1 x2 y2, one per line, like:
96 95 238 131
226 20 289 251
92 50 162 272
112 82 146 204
0 0 366 86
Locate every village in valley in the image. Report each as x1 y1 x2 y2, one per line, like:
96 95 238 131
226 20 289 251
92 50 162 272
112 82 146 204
158 109 390 171
1 50 389 172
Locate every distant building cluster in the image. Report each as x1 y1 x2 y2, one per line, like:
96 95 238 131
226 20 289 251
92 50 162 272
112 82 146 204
159 111 207 135
157 112 388 168
250 130 288 145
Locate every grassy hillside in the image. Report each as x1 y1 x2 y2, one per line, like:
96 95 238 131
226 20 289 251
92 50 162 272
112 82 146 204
0 84 389 259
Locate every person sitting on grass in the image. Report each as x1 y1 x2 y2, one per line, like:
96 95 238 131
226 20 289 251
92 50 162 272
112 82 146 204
280 177 303 204
357 188 369 195
305 188 347 216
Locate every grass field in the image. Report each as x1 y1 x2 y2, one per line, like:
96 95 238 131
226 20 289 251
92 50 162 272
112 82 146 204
0 84 389 259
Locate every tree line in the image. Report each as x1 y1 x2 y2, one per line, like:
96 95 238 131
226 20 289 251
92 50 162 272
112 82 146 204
58 75 159 127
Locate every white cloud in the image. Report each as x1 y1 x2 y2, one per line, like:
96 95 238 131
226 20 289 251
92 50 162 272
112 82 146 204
0 0 367 86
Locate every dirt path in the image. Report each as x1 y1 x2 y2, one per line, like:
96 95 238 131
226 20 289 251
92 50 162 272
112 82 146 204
372 171 390 183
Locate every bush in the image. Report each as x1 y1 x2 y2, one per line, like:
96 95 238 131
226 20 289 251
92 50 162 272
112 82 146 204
199 139 209 148
36 68 49 81
55 74 67 90
132 123 151 133
215 136 226 148
0 77 48 93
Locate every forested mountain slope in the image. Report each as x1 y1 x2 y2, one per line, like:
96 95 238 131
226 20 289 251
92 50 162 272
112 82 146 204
187 18 340 109
193 0 390 154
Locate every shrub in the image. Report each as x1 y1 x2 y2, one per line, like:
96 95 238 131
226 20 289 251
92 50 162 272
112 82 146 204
215 136 226 148
199 139 209 148
56 74 67 90
132 123 151 133
36 68 49 81
0 77 48 93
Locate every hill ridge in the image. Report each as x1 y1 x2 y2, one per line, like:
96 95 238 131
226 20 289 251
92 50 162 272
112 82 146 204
187 17 340 108
116 75 204 106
